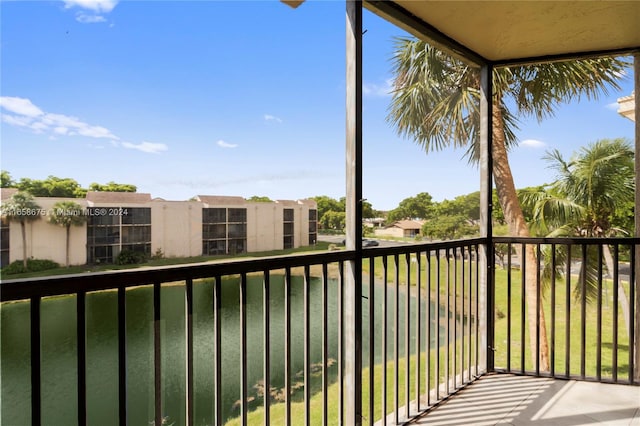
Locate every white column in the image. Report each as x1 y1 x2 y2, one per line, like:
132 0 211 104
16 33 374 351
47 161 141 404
345 0 363 423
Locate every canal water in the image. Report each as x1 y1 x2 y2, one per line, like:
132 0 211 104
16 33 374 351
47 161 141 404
1 274 441 425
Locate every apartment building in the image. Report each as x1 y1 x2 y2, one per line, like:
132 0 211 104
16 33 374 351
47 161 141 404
0 189 317 267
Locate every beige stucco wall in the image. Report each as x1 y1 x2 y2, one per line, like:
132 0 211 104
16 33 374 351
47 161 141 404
294 203 312 246
247 202 281 251
151 201 202 258
374 227 405 238
246 201 314 250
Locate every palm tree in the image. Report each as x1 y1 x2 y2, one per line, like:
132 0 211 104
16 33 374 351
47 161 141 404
1 192 42 268
49 201 87 267
388 38 628 371
524 138 634 333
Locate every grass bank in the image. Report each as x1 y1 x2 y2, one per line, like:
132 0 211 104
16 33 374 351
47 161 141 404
1 242 332 280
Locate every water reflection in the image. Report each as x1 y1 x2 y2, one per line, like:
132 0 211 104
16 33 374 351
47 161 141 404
1 274 443 425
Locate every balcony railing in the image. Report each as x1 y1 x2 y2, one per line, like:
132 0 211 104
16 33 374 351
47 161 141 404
493 236 638 384
1 237 637 426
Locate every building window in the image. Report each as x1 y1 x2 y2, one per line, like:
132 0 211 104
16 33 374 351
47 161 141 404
121 208 152 255
227 208 247 255
0 218 9 267
202 208 247 255
308 209 317 245
87 207 151 264
283 208 294 249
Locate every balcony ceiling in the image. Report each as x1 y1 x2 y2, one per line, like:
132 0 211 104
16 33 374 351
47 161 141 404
367 1 640 64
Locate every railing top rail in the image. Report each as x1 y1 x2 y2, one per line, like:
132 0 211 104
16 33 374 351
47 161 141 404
493 236 640 245
0 238 487 302
1 250 356 302
5 235 636 302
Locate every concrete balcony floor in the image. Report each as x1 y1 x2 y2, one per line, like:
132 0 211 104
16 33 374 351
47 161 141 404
414 374 640 426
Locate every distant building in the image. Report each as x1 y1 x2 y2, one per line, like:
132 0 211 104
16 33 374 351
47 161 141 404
363 217 385 228
0 190 316 267
374 219 424 239
617 91 635 122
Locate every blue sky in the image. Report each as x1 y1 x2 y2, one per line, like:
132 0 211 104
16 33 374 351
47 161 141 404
0 1 635 211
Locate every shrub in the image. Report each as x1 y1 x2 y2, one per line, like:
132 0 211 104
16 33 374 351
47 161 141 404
151 248 165 260
116 250 147 265
2 259 60 275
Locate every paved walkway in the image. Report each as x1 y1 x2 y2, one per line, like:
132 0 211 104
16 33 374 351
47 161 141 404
413 374 640 425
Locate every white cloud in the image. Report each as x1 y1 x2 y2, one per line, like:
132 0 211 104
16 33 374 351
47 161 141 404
63 0 118 13
605 101 620 111
1 113 33 127
30 121 49 133
78 124 117 139
363 78 393 97
75 12 107 23
217 139 238 149
2 96 166 153
41 111 119 140
42 112 86 128
121 141 168 154
0 96 44 117
520 139 547 148
264 114 283 123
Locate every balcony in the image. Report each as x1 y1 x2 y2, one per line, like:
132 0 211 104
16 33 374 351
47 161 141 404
1 237 638 425
2 1 639 425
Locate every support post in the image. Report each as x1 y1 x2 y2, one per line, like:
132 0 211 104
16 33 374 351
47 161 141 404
479 62 494 373
345 0 363 423
634 52 640 383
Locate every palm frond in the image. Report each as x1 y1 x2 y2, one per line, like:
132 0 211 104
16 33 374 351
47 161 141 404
539 243 601 304
388 39 629 168
507 57 630 123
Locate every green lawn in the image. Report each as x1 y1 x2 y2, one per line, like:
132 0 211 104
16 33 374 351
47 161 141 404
0 242 332 280
493 266 631 378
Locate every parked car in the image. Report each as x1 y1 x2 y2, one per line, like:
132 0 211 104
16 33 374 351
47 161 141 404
342 238 379 247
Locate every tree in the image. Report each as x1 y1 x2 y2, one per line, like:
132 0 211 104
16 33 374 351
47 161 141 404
1 192 42 268
320 210 346 231
311 196 343 220
1 170 15 188
387 192 434 223
524 138 634 332
89 181 137 193
311 195 374 230
17 176 85 198
48 201 87 267
436 192 480 220
246 196 273 202
422 214 478 240
388 37 628 371
361 200 375 219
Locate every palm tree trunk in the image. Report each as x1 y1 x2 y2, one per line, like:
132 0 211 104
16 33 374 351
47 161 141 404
65 225 71 267
492 104 550 371
20 220 27 269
